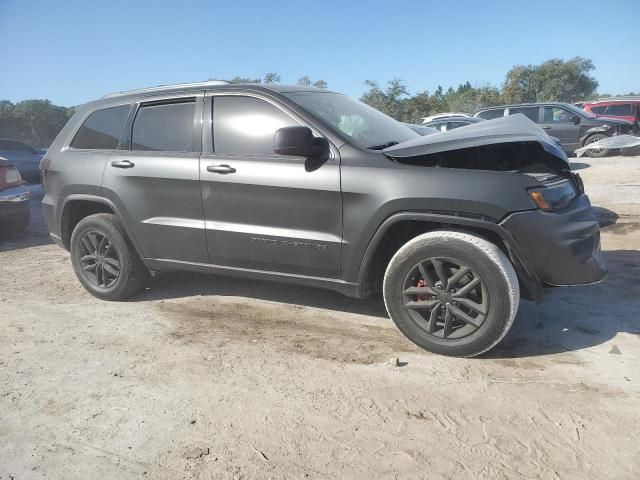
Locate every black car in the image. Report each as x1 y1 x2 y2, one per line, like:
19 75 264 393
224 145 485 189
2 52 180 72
0 139 44 183
0 157 31 234
474 102 634 157
421 116 484 132
41 81 606 357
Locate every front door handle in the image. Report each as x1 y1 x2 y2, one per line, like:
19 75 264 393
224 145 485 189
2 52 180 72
542 126 552 130
111 160 135 169
207 164 236 174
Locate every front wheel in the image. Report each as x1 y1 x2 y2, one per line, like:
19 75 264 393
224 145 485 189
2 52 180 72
383 231 520 357
584 133 610 158
70 213 149 300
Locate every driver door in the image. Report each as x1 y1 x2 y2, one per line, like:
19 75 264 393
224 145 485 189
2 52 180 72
199 93 342 278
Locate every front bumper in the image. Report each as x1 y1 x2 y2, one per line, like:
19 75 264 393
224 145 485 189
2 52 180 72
501 194 607 286
0 185 31 223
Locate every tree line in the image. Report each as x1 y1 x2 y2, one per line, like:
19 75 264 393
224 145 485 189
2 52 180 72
1 58 635 148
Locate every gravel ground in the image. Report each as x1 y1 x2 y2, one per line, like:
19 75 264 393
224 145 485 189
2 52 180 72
1 157 639 479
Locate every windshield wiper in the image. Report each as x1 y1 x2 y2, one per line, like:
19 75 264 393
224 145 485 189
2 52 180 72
367 141 399 150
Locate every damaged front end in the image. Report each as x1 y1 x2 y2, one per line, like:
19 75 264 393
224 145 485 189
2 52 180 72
383 114 607 295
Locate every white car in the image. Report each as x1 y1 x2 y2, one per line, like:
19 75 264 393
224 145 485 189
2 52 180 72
420 112 471 124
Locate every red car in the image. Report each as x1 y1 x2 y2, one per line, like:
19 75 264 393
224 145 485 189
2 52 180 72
582 98 640 131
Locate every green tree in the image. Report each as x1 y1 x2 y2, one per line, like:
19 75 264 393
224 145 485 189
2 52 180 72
360 78 410 120
263 72 281 84
0 100 74 148
503 57 598 103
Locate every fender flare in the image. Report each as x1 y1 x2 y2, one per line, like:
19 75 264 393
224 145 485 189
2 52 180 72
579 127 610 147
59 194 146 260
355 211 544 301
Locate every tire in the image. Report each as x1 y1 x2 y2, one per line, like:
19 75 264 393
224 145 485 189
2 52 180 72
583 133 610 158
383 231 520 357
70 213 149 300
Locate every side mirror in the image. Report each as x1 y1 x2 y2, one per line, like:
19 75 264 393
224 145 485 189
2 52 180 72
274 126 330 165
274 126 314 156
570 114 581 125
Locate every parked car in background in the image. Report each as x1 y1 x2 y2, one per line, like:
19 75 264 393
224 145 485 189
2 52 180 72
0 139 43 183
421 112 470 124
582 98 640 129
474 102 634 157
0 156 31 234
422 116 484 132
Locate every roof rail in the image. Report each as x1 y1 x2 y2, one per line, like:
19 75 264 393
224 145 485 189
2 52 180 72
589 96 640 103
101 80 231 99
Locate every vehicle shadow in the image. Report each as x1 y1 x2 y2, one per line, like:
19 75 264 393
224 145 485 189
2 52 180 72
485 249 640 358
570 161 591 171
139 249 639 358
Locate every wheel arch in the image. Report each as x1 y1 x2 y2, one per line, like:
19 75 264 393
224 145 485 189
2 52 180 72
59 194 144 260
356 212 544 301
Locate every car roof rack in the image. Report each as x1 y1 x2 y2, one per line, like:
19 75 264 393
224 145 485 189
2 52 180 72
101 80 232 99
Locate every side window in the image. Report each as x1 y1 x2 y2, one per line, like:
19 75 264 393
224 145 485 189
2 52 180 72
509 107 539 123
543 107 573 124
476 109 504 120
131 100 196 152
605 104 633 116
448 121 469 130
590 106 607 114
70 105 130 150
213 96 299 156
430 121 446 131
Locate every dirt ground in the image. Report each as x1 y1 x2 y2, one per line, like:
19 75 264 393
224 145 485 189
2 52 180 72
1 156 639 479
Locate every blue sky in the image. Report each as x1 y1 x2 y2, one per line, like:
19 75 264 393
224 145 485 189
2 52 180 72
1 0 638 106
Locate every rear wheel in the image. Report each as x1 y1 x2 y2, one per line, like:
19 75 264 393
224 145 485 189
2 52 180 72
584 133 610 158
70 213 149 300
383 231 519 357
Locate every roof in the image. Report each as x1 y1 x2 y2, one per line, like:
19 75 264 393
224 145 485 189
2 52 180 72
584 97 640 105
99 80 333 102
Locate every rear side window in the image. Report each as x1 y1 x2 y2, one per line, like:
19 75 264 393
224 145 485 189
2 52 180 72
476 109 504 120
605 104 633 116
132 101 196 152
70 105 130 150
213 96 299 156
509 106 539 123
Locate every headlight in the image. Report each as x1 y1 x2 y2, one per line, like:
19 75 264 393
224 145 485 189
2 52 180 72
528 180 577 211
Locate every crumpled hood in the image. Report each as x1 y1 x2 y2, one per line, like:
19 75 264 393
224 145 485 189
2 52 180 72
384 114 562 159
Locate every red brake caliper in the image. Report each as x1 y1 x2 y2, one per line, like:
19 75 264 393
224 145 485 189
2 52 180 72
416 278 430 301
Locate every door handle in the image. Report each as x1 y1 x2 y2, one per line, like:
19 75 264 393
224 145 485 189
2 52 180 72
111 160 135 168
207 164 236 174
542 126 552 130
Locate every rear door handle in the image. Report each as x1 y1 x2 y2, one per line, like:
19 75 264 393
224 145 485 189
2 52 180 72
207 164 236 174
111 160 135 169
542 126 552 130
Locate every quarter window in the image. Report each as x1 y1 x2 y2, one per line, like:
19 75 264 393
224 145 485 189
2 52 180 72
131 101 196 152
605 104 633 116
509 107 539 123
70 105 130 150
213 96 299 156
476 109 504 120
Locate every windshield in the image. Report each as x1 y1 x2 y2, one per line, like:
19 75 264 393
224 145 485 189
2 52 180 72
565 103 596 119
283 92 419 149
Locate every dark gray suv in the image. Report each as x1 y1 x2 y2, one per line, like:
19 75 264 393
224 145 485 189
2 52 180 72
41 81 607 357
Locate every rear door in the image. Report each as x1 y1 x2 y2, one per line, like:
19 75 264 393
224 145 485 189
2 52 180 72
102 94 209 264
541 106 581 151
199 92 342 278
